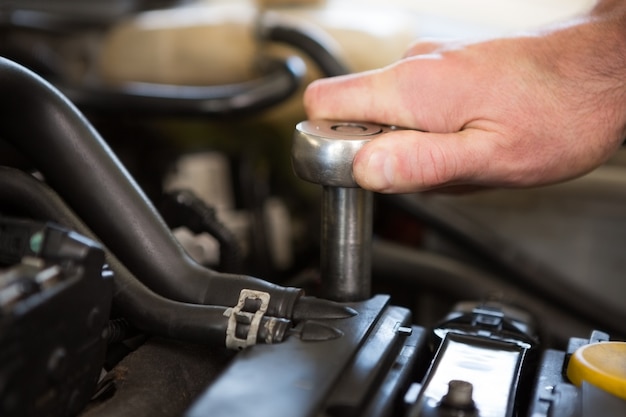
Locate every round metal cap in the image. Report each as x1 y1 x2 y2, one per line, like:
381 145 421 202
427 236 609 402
291 120 388 187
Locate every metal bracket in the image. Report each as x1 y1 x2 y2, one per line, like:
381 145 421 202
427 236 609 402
224 289 271 350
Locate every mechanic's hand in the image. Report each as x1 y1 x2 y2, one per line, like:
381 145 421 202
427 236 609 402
303 4 626 193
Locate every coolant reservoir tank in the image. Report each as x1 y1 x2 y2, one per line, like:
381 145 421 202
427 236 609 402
98 3 259 85
98 0 419 85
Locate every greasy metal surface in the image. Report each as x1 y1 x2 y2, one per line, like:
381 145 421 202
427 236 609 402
292 120 387 301
321 186 372 301
292 120 389 187
82 338 235 417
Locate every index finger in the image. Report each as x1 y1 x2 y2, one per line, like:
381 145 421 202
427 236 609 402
303 55 479 134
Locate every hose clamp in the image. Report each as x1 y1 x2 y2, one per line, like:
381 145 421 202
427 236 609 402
224 289 271 350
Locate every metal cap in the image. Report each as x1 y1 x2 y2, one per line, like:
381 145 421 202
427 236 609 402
291 120 389 187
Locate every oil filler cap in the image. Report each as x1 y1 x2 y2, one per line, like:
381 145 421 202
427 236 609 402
566 341 626 400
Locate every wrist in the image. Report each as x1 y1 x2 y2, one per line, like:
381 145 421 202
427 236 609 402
546 4 626 108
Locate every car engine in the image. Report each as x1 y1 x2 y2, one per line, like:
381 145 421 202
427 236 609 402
0 1 624 416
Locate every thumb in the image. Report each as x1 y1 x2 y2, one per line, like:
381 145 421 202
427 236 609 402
353 129 491 193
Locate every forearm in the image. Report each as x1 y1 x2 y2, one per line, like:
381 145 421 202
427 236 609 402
587 0 626 77
587 0 626 137
587 0 626 76
538 0 626 148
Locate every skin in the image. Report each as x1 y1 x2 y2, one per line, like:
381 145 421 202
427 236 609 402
304 0 626 193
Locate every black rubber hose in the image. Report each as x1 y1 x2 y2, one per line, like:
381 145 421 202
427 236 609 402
60 56 306 117
380 193 626 336
257 13 350 77
0 166 290 346
371 239 614 346
381 194 626 329
0 1 189 32
103 318 136 344
0 56 302 318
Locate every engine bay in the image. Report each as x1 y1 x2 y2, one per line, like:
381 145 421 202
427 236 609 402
0 1 625 416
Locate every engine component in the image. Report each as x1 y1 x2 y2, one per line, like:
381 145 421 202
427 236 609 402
0 166 294 347
292 120 395 301
0 0 182 29
1 7 624 416
404 301 540 417
381 193 626 337
185 294 426 417
528 330 626 417
370 239 598 347
61 56 306 117
159 189 244 272
0 217 113 417
0 56 353 327
257 11 350 77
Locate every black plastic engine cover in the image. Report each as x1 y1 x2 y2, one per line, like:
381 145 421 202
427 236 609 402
186 295 428 417
0 217 113 417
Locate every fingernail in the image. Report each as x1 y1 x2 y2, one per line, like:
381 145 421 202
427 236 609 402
361 150 395 190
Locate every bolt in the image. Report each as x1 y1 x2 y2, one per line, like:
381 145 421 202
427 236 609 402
440 380 476 410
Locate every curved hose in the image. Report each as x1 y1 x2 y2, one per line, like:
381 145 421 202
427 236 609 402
371 239 614 346
381 193 626 338
0 166 290 346
257 12 350 77
0 1 186 32
0 56 302 318
60 56 306 117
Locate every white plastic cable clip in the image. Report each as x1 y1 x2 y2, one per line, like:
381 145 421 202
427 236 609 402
224 289 271 350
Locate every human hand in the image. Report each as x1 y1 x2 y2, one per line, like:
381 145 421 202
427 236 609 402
303 6 626 193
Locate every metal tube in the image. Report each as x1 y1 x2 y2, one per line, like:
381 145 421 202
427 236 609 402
321 186 372 301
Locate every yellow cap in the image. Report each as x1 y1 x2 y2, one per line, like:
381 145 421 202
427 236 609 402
566 341 626 401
